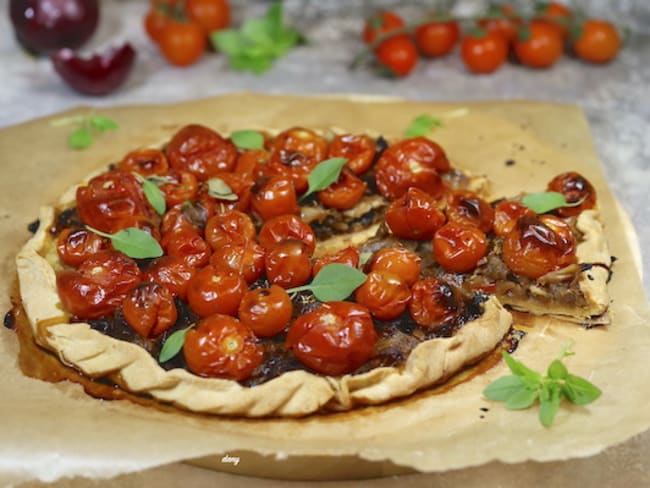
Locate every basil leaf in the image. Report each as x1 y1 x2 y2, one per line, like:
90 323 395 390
89 115 119 131
231 130 265 150
405 114 442 138
359 251 373 267
522 191 583 214
505 386 539 410
483 375 527 402
68 127 93 150
300 157 348 200
539 382 562 427
87 226 163 259
562 374 602 405
146 175 175 186
547 359 568 380
502 351 542 386
207 178 238 201
142 178 166 215
287 263 367 302
159 325 194 363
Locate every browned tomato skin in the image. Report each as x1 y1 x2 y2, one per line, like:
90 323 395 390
445 190 495 233
312 246 360 277
286 301 377 376
122 282 178 338
160 170 199 208
547 171 597 217
209 241 266 284
160 205 200 237
198 172 254 216
493 201 535 237
162 228 212 268
369 247 421 286
328 134 376 175
235 149 270 178
317 170 367 210
166 124 238 181
408 278 459 328
434 223 488 273
258 214 316 256
57 228 110 267
143 255 196 301
186 266 247 318
238 285 293 338
251 176 299 221
204 210 256 251
385 187 447 240
183 315 263 381
264 240 312 289
354 271 411 321
118 149 169 176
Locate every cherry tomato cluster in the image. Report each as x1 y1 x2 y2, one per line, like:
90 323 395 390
361 2 623 77
144 0 230 66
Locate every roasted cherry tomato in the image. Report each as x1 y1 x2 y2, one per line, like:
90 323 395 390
185 0 230 33
312 246 360 277
547 171 597 217
286 301 377 376
56 228 110 267
445 190 495 233
122 282 177 338
209 241 265 284
267 127 328 194
235 149 270 178
198 172 254 216
461 29 508 74
415 20 460 57
374 137 450 200
317 170 367 210
408 278 459 328
183 314 263 380
143 255 196 300
362 10 405 44
355 271 410 321
573 19 621 64
264 239 312 289
144 8 168 44
251 176 298 221
258 214 316 256
433 223 488 273
385 187 447 240
166 124 237 180
160 204 200 236
159 170 198 207
502 215 577 279
118 149 169 176
493 200 535 237
478 5 522 44
204 210 256 251
162 228 212 268
514 21 563 69
369 247 421 286
187 266 247 317
328 134 376 175
238 285 293 338
535 2 572 40
158 19 206 67
376 35 419 78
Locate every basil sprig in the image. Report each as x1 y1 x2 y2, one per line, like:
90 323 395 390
134 174 166 215
231 130 265 150
483 342 601 427
86 226 163 259
51 114 119 150
207 178 238 201
159 325 194 363
522 192 584 214
404 108 469 138
300 157 348 201
287 263 367 302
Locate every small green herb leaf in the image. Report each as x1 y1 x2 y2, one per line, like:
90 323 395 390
159 325 194 363
146 175 175 186
300 157 348 201
87 226 163 259
522 191 584 214
562 374 602 405
547 359 568 380
89 115 119 132
231 130 265 150
483 375 528 402
68 127 93 150
286 263 367 302
505 386 539 410
359 251 373 267
503 351 542 386
539 382 562 427
207 178 238 201
405 114 443 138
134 174 166 215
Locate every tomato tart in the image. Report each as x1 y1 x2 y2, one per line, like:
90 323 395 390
15 124 610 417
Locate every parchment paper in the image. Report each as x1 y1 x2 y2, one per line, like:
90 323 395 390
1 93 649 486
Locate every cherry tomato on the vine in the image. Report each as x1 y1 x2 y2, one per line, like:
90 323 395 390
408 278 459 328
514 21 563 69
122 282 178 338
546 171 597 217
478 5 522 45
185 0 230 34
573 19 621 64
362 10 405 45
186 266 247 317
354 271 410 321
144 8 169 44
238 285 293 338
535 2 572 40
461 30 508 74
433 222 488 273
385 187 447 240
158 19 206 67
376 35 419 78
415 20 460 58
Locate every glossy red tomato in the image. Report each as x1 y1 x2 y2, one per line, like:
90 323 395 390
573 19 621 64
166 124 237 180
362 10 405 44
385 187 447 240
493 200 535 237
118 148 169 176
415 20 460 57
183 314 263 380
445 190 495 233
376 35 419 77
204 210 256 251
328 134 376 175
317 170 367 210
502 215 577 279
251 176 298 221
198 172 254 216
185 0 230 33
433 223 488 273
355 271 410 321
57 228 110 267
209 241 265 284
312 246 360 277
258 214 316 256
286 301 377 376
159 170 198 207
514 21 563 69
234 149 270 178
264 239 312 289
158 19 206 67
547 171 597 217
187 266 247 317
478 5 522 44
161 228 212 268
160 205 200 236
369 247 421 286
408 278 459 327
238 285 293 338
144 8 168 44
143 255 196 300
461 30 508 74
122 282 177 338
535 1 572 40
374 137 450 200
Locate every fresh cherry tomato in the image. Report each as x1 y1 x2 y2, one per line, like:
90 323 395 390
433 223 488 273
355 271 410 321
312 246 360 277
375 35 418 78
159 170 198 207
144 8 168 44
286 301 377 376
374 137 450 200
547 171 597 217
142 255 196 300
118 148 169 176
235 149 270 178
385 187 447 240
160 204 200 236
573 20 621 64
185 0 230 34
502 215 577 279
209 241 265 283
328 134 376 175
238 285 293 338
122 282 177 338
158 19 206 67
198 172 254 215
183 314 263 380
251 176 299 221
445 190 495 233
478 5 522 44
187 266 247 317
161 228 212 268
204 209 256 251
408 278 459 328
514 21 563 69
493 200 535 237
362 10 405 44
415 20 460 57
461 30 508 74
264 239 312 289
369 247 421 286
317 170 367 210
258 214 316 256
57 228 110 267
166 125 237 180
535 2 572 40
